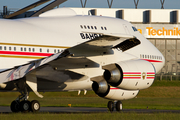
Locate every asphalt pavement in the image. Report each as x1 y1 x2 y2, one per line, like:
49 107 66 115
1 106 180 113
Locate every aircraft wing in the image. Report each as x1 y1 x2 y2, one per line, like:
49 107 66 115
68 34 137 57
0 34 139 97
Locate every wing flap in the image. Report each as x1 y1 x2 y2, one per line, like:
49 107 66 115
69 34 135 57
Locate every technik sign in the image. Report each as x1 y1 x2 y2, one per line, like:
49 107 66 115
137 27 180 38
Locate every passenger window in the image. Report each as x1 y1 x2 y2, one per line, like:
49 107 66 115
54 49 56 53
47 49 49 53
32 48 35 52
29 48 31 52
0 46 2 50
40 48 42 52
24 48 26 51
104 27 107 30
9 47 11 50
87 26 90 29
94 26 97 29
101 27 103 30
91 26 93 29
80 25 83 29
21 47 23 51
4 46 6 50
58 49 60 53
14 47 16 51
84 25 86 29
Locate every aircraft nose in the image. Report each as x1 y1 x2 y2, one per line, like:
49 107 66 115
161 54 165 67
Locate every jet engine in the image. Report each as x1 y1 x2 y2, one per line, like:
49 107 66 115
91 76 139 100
102 59 156 90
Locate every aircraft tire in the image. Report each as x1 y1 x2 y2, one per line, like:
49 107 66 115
107 101 114 112
10 100 20 112
30 100 40 112
20 100 30 112
116 101 122 111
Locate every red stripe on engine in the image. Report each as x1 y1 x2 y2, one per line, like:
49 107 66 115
123 72 141 74
123 77 141 79
146 77 155 79
147 72 155 74
110 88 119 90
0 51 53 56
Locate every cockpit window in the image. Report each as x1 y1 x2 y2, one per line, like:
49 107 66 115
132 26 138 32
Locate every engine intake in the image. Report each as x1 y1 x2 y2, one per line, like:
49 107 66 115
103 64 123 87
92 80 110 97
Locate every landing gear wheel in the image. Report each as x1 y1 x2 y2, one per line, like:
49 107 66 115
115 101 122 111
107 101 114 112
30 100 40 112
20 100 30 112
10 100 20 112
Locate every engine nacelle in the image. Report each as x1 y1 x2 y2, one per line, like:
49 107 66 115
92 78 139 100
103 59 155 90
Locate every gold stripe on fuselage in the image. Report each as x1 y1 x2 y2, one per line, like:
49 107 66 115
0 55 45 59
0 42 70 49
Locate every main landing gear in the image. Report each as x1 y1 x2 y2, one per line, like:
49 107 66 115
10 83 41 113
107 100 122 112
11 100 40 112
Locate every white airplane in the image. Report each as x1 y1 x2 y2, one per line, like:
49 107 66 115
0 8 165 112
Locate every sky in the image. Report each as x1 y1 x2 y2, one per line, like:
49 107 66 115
0 0 180 11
